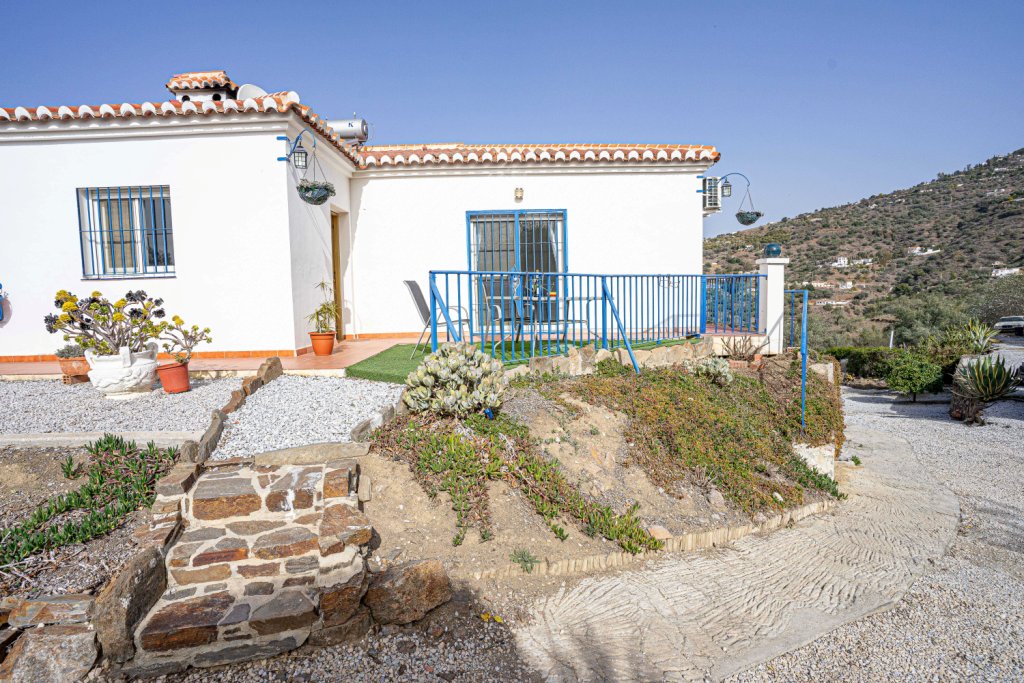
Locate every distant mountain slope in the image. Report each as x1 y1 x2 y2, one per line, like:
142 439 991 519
704 148 1024 344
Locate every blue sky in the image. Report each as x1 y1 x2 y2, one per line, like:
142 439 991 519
3 1 1021 236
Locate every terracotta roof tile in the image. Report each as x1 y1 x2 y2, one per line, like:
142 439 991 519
356 143 719 169
165 70 237 90
0 94 360 164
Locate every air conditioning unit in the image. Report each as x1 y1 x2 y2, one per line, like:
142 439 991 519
703 177 721 212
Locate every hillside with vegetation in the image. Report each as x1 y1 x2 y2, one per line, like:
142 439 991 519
704 148 1024 347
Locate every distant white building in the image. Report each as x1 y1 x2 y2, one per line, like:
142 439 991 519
814 300 851 307
838 281 854 290
992 267 1021 278
851 258 873 266
831 257 849 268
909 246 942 256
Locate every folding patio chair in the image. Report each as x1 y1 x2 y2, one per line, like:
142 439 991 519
404 280 470 358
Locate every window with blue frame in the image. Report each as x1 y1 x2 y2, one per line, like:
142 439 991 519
467 210 567 332
76 186 175 278
467 210 566 273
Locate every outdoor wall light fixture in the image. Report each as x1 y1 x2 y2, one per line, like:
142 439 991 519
514 187 524 201
276 129 316 169
291 142 308 170
721 178 733 197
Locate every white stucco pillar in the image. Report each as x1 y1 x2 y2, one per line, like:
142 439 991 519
756 257 789 354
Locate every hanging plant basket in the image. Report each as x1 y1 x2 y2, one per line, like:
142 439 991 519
297 179 336 206
736 210 763 226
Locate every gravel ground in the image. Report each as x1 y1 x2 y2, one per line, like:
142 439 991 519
0 379 236 434
732 342 1024 682
152 604 540 683
211 376 404 459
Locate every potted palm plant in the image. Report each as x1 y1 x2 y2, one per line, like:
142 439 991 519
44 290 165 398
155 316 213 394
55 343 89 383
307 280 340 356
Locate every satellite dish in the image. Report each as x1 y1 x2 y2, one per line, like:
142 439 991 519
237 83 268 100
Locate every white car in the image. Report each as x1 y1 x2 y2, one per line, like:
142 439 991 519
994 316 1024 335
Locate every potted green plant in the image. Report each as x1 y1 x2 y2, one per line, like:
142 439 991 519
44 290 165 398
306 280 340 356
55 343 89 383
155 316 213 394
297 178 336 206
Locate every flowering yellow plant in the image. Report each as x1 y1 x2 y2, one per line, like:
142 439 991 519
156 316 213 365
44 290 165 355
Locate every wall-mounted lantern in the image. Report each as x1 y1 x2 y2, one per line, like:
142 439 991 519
292 142 308 170
721 178 733 197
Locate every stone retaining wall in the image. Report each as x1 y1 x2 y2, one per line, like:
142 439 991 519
0 359 288 682
508 338 717 379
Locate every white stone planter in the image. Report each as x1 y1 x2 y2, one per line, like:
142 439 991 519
85 343 158 399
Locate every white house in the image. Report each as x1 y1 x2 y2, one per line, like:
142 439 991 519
0 70 735 359
992 267 1021 278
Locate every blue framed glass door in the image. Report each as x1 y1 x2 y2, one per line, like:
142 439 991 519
466 210 567 338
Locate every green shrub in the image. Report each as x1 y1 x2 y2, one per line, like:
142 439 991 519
885 354 942 401
403 342 507 416
825 346 904 378
953 355 1017 402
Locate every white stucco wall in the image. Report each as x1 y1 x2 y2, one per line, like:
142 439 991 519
0 112 712 356
282 120 354 349
345 167 708 336
0 117 296 356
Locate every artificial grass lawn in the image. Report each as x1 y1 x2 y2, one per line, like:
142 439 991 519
345 337 708 384
345 344 428 384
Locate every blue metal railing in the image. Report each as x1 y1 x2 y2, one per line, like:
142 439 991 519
427 270 764 371
785 289 810 432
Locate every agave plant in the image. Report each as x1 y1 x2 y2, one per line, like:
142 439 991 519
945 319 999 355
953 355 1017 402
404 342 508 416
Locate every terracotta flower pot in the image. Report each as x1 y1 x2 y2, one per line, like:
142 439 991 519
58 357 90 378
157 362 191 394
309 332 336 356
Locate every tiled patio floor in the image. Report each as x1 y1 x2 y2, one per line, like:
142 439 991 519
0 338 407 378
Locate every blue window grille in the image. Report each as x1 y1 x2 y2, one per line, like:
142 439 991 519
76 186 175 278
466 210 567 336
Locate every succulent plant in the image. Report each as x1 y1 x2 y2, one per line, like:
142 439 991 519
404 342 508 416
953 355 1017 402
683 357 734 385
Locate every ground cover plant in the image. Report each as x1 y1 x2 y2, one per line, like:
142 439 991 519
535 356 844 512
374 411 661 553
0 434 177 569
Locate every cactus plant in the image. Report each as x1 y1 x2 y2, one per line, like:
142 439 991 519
404 342 508 416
